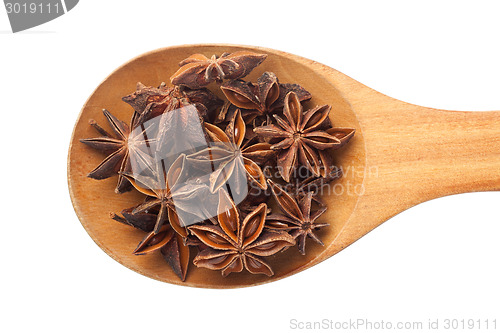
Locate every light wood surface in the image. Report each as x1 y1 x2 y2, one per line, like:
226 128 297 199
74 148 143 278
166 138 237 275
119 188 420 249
68 44 500 288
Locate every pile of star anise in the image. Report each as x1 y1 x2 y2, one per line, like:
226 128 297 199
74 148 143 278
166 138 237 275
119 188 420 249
81 51 355 281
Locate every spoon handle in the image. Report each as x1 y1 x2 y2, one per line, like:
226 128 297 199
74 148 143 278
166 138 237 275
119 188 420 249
359 101 500 206
322 102 500 261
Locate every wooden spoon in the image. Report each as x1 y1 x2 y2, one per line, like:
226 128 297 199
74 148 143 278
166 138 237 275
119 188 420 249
68 44 500 288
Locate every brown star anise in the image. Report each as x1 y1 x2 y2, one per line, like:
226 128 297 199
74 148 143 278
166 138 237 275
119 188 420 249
266 179 329 255
188 190 295 276
80 109 153 193
254 91 355 182
170 51 267 89
111 207 190 281
123 154 208 236
122 82 222 123
187 109 274 192
220 72 312 123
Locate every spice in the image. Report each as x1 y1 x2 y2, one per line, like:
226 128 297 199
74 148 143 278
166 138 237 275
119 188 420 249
170 51 267 89
254 91 355 182
80 50 355 281
122 154 206 236
266 179 329 255
221 71 311 123
80 109 152 193
187 109 273 192
123 82 222 123
189 190 295 276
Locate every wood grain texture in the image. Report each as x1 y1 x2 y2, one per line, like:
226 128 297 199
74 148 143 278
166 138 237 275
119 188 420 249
67 44 500 288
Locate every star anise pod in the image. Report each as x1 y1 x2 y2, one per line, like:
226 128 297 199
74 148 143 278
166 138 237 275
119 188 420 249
80 109 153 193
188 190 295 276
122 82 172 115
110 207 189 281
170 51 267 89
187 109 274 193
220 72 312 123
123 154 209 236
254 91 355 182
266 179 329 255
122 82 222 123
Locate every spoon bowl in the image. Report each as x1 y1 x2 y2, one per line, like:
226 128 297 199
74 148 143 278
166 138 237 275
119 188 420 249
68 44 500 288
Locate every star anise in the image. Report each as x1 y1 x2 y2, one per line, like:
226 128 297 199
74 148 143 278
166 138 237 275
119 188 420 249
187 109 274 193
80 109 153 193
254 91 355 182
170 51 267 89
122 82 172 115
123 153 209 236
188 190 295 276
111 207 190 281
266 179 329 255
220 72 312 123
122 82 222 123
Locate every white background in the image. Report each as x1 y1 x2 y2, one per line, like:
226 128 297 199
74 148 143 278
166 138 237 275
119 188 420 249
1 1 499 332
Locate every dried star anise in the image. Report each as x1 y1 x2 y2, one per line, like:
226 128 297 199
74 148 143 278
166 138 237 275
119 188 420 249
123 154 207 236
80 49 358 282
111 208 190 281
254 91 355 182
80 109 153 193
122 82 222 123
266 179 328 255
122 82 172 115
187 109 274 192
220 72 312 123
170 51 267 89
189 190 295 276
